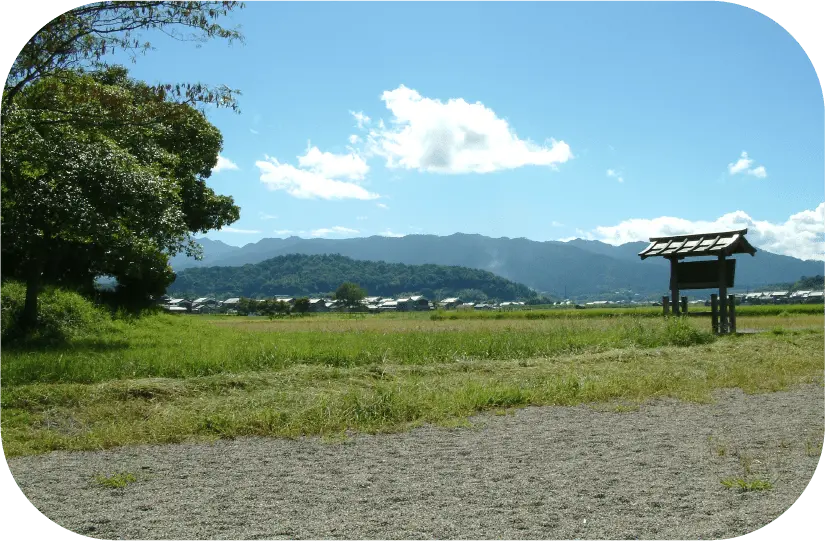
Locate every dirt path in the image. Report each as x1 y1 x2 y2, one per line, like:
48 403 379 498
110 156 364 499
7 384 824 539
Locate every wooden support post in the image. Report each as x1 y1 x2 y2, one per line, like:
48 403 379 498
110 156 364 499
662 296 669 316
681 296 688 315
729 295 736 334
711 294 719 334
718 255 728 334
669 257 680 315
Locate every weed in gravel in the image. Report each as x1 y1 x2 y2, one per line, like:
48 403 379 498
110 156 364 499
95 472 137 488
720 477 773 492
708 436 729 457
804 438 823 457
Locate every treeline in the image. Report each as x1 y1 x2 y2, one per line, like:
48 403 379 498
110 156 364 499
168 254 539 301
793 275 824 291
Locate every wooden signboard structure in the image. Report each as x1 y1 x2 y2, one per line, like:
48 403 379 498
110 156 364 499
638 229 757 334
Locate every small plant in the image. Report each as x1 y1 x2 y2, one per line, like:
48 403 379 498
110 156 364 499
708 436 729 457
95 472 137 488
720 477 773 492
805 438 823 457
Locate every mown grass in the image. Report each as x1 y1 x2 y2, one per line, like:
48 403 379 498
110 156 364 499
2 311 822 457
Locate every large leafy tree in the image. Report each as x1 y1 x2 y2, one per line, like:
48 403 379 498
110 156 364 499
2 1 245 329
2 68 240 323
334 282 367 308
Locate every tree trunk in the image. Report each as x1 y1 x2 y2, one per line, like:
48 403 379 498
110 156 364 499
21 260 42 332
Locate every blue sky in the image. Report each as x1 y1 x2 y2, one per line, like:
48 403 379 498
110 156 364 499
107 1 823 260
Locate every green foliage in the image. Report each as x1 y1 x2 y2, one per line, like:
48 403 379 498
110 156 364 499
4 1 244 112
792 275 824 291
2 67 241 316
293 297 310 314
1 281 112 343
169 253 539 301
335 282 367 307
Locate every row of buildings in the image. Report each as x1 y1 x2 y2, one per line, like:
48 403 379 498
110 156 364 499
737 290 824 304
159 294 535 314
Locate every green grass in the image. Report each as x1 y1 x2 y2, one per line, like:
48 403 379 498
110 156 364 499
94 471 137 488
720 477 774 492
430 303 822 320
2 310 822 457
1 314 719 385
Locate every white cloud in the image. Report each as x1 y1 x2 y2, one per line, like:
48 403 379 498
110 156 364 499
364 85 572 174
379 229 405 238
250 128 260 135
309 226 359 238
376 202 389 210
728 151 767 178
272 229 293 236
256 154 379 200
298 144 369 181
747 165 767 179
212 155 239 173
348 134 361 145
258 212 278 220
606 169 624 183
222 227 261 234
586 203 825 261
351 111 371 129
551 221 564 227
356 216 368 221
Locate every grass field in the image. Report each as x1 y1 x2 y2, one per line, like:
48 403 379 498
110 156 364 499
2 309 823 457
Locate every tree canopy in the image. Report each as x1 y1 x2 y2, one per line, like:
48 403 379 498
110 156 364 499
335 282 367 307
4 1 244 114
2 2 245 329
2 67 240 310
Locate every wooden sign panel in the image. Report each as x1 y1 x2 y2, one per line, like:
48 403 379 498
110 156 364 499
677 260 736 289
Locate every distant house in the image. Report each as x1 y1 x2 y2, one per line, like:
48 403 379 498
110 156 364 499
363 296 382 305
457 302 475 310
378 300 398 311
308 298 329 312
223 298 241 306
474 303 494 310
164 305 189 313
806 291 824 303
439 297 461 309
408 295 430 311
770 291 790 304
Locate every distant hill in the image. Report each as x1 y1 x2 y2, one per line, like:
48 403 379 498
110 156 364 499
169 233 824 298
168 253 539 301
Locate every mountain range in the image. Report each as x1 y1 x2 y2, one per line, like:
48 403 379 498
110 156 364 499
170 234 823 298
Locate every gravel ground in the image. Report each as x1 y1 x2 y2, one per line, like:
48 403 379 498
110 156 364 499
8 384 824 540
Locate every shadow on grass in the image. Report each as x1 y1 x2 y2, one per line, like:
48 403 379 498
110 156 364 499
1 335 130 353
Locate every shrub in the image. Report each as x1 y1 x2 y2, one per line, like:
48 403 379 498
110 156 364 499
1 280 112 343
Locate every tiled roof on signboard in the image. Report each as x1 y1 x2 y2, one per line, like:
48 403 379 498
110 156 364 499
638 229 757 260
